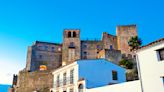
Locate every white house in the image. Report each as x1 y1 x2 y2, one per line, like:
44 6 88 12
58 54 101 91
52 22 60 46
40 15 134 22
86 38 164 92
86 80 141 92
136 38 164 92
51 59 126 92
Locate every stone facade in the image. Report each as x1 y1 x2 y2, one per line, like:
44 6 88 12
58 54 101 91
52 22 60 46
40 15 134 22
97 49 122 65
26 25 137 71
81 40 103 59
102 32 117 50
62 30 81 65
15 70 53 92
116 25 137 55
10 25 138 92
26 41 62 71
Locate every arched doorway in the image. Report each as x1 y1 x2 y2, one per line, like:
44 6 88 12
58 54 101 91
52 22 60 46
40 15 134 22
78 84 84 92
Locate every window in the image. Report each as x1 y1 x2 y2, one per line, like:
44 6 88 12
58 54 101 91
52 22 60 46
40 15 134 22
78 84 84 92
68 32 72 37
157 48 164 61
73 31 76 37
83 44 87 49
45 45 48 50
39 55 42 59
110 45 113 50
97 45 101 49
51 47 55 52
70 69 74 84
38 46 42 50
162 77 164 85
56 75 60 87
83 52 87 55
112 70 118 80
69 88 74 92
63 72 67 85
83 52 87 59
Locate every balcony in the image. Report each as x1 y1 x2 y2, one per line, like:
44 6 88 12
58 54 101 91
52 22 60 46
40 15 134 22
54 77 74 88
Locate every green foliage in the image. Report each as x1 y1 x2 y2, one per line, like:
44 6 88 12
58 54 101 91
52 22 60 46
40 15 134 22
128 36 142 50
119 59 133 69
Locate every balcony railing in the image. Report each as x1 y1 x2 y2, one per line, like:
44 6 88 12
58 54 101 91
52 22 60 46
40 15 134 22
54 77 74 88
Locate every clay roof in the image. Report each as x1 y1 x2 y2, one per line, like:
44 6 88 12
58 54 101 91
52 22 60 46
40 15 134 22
137 38 164 51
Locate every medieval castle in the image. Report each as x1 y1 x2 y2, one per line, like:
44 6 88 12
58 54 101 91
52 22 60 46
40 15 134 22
9 24 138 92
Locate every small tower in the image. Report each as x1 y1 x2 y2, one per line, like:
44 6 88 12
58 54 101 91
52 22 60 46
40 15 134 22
102 32 117 50
62 29 81 65
116 25 138 55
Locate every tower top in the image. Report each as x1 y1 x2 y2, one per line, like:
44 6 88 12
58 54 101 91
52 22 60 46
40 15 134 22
63 29 80 38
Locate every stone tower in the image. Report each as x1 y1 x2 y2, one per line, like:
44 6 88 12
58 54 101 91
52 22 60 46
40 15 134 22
62 29 81 65
116 25 138 55
102 32 117 50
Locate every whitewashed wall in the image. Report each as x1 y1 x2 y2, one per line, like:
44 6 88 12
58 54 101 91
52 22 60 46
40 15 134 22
86 80 141 92
52 62 79 92
136 41 164 92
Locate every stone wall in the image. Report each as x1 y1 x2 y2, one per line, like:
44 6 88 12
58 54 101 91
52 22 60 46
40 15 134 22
102 32 117 50
62 30 81 65
116 25 137 55
15 70 53 92
81 40 103 59
26 41 62 71
98 49 122 64
104 49 122 64
26 46 32 71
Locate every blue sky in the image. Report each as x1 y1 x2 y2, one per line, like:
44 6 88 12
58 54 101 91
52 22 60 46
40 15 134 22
0 0 164 84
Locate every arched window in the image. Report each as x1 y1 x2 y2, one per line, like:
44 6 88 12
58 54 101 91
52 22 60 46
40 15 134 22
73 31 76 37
68 32 72 37
78 84 84 92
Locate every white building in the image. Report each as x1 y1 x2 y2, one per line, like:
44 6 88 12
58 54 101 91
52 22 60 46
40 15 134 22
51 59 126 92
86 80 141 92
87 38 164 92
136 38 164 92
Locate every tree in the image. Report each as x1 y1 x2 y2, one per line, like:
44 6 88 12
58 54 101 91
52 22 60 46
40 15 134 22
119 59 133 69
128 36 142 50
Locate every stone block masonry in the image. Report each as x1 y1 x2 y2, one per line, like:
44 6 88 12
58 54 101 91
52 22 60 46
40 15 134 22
15 70 53 92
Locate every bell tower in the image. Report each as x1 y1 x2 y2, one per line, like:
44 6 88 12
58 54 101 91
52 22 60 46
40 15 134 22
62 29 81 65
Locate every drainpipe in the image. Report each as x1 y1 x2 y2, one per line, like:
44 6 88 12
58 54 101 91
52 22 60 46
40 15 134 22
135 52 144 92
